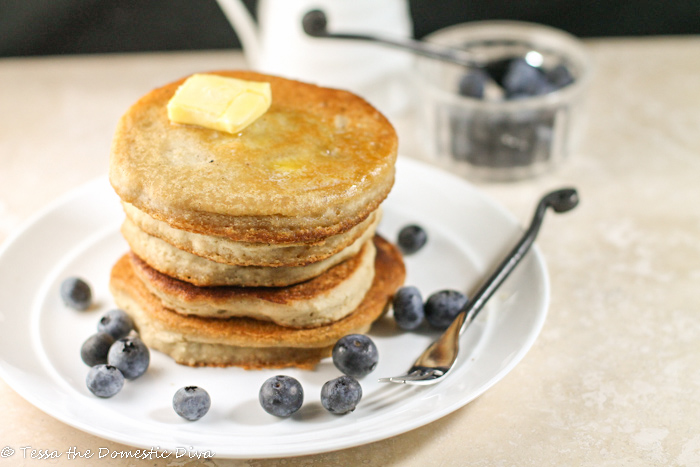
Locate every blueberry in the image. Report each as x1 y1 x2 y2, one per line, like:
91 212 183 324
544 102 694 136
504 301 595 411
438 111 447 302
458 108 556 169
397 225 427 254
107 335 150 380
321 375 362 415
458 70 487 99
546 63 575 89
97 309 134 339
332 334 378 378
424 290 468 330
502 58 553 98
60 277 92 310
80 332 115 367
173 386 211 421
392 286 424 330
259 375 304 417
86 364 124 398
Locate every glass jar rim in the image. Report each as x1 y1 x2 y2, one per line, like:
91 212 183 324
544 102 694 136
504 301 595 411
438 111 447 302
414 20 592 110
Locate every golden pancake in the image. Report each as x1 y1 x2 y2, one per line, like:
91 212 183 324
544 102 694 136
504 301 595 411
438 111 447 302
109 70 398 244
121 217 375 287
109 236 405 369
129 238 376 327
122 201 381 267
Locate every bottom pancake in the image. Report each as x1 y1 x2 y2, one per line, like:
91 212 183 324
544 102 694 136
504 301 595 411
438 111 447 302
109 236 405 369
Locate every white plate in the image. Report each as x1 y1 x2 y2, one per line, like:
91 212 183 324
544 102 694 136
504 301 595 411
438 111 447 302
0 158 548 459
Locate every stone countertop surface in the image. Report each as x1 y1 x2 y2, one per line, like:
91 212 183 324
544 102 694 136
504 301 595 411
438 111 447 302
0 37 699 466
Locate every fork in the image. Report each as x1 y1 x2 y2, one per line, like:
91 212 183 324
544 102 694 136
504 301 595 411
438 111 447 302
378 188 579 385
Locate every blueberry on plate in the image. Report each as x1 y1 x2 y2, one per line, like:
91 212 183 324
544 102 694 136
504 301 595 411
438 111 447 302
332 334 378 378
86 364 124 398
173 386 211 421
107 335 150 380
392 286 424 331
259 375 304 417
424 289 468 330
321 375 362 415
60 277 92 311
397 224 428 254
97 309 134 339
80 332 115 367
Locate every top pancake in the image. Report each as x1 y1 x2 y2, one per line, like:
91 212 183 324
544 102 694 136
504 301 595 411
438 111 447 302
109 70 398 243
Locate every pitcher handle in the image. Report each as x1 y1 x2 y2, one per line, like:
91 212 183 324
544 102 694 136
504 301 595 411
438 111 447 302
216 0 260 66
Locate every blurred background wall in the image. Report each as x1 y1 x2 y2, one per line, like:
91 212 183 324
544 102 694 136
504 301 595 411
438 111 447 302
2 0 699 57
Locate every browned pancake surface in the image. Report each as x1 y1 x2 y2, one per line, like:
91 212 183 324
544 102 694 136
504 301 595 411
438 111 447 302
109 71 398 243
130 240 369 306
110 236 405 351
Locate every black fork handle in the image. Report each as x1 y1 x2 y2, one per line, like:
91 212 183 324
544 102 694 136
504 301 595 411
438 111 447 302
460 188 579 328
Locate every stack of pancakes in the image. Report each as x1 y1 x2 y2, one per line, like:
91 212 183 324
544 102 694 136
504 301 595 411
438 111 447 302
108 71 405 369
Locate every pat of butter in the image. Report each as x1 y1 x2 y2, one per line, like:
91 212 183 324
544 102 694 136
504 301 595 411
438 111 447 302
167 74 271 134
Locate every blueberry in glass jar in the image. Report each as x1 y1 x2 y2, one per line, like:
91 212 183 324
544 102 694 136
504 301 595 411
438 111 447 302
453 106 556 170
502 58 554 98
546 63 575 89
457 69 488 99
447 52 576 173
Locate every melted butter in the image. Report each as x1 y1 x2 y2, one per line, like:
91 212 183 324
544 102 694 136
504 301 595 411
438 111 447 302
167 74 271 134
271 155 308 173
159 93 392 198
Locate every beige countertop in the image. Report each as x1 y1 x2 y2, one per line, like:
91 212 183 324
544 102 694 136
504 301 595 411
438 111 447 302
1 37 699 466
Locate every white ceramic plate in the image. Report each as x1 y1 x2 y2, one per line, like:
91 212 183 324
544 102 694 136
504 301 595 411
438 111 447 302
0 158 548 459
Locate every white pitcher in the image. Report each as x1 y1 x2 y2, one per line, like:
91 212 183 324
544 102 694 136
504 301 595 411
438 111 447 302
216 0 413 115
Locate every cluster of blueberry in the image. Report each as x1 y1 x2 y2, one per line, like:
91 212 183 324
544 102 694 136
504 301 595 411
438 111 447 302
394 287 468 331
62 278 149 399
449 57 576 170
63 277 210 421
59 223 447 421
259 334 377 417
458 57 574 101
394 224 468 331
62 278 378 420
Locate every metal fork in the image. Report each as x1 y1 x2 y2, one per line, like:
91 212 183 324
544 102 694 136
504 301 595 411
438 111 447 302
378 188 579 385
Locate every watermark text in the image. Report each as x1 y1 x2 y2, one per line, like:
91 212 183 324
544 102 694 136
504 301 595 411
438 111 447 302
0 445 214 461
